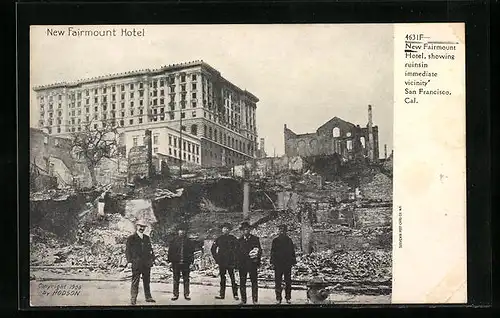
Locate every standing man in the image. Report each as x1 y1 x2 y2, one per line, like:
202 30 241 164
167 224 196 301
125 219 156 305
270 224 297 304
237 221 262 305
211 222 239 300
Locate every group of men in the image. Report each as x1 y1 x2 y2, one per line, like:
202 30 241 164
125 219 296 305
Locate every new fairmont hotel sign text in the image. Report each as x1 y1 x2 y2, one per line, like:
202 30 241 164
46 27 146 37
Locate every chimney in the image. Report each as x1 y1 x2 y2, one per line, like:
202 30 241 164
384 144 387 159
367 105 374 161
259 138 265 158
284 124 287 130
368 105 373 126
145 129 154 177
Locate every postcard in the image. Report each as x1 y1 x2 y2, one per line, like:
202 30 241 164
28 23 466 306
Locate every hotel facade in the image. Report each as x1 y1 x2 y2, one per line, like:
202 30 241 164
33 60 260 168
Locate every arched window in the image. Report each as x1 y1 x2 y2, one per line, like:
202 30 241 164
332 127 341 137
346 140 353 150
190 124 198 136
360 136 366 148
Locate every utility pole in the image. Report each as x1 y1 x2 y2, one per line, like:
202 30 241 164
179 108 183 178
243 181 250 221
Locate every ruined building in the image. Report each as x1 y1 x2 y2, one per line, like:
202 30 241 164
30 128 126 188
33 60 260 169
255 138 267 159
284 105 380 162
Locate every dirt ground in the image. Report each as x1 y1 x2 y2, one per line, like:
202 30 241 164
30 278 390 307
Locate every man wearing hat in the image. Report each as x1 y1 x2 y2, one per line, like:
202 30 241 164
270 224 296 304
167 223 196 301
211 222 239 300
236 221 262 305
125 219 156 305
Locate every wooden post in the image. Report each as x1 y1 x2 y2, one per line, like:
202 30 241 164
301 202 313 254
145 129 153 178
277 192 285 210
243 181 250 220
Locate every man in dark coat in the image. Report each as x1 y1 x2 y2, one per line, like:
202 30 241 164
125 219 156 305
211 222 239 300
270 224 297 304
237 221 262 305
167 224 196 301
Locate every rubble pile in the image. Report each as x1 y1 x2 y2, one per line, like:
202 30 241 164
355 207 392 228
257 249 391 283
188 212 242 240
31 212 137 270
382 157 393 177
200 198 228 212
295 249 391 281
294 171 323 189
251 210 301 239
30 227 64 266
359 226 391 239
322 179 350 193
64 243 127 269
360 173 392 201
130 185 183 201
30 188 77 202
314 223 354 234
30 185 105 202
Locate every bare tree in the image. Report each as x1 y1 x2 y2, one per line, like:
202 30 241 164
71 120 119 187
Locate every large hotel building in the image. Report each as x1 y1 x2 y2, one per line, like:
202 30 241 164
33 60 259 168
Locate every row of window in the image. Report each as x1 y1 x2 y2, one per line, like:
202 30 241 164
167 135 200 155
41 92 202 113
40 95 62 102
43 99 198 119
41 73 199 100
132 134 200 155
43 108 199 129
40 98 254 125
45 107 148 120
167 148 200 164
202 147 247 166
39 103 62 111
203 124 253 154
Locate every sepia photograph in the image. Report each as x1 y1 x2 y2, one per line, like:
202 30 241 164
29 24 395 306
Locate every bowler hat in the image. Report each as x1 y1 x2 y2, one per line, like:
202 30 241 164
220 222 232 230
176 223 188 231
278 224 287 231
239 221 251 230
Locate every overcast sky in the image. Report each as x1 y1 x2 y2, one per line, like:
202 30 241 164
30 24 393 157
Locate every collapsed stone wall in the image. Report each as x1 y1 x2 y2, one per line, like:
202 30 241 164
30 191 101 242
128 146 151 182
